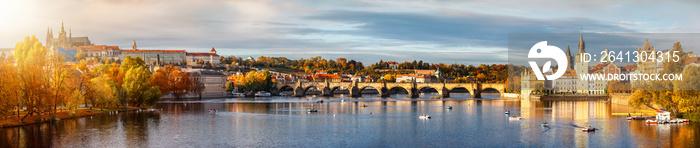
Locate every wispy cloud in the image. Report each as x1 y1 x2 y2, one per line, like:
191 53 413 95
0 0 697 65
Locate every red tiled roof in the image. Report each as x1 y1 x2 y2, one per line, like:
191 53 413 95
186 53 219 56
685 57 700 65
77 45 119 51
313 74 341 79
121 50 186 53
210 47 216 53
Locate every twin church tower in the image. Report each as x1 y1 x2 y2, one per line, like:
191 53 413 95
46 21 93 49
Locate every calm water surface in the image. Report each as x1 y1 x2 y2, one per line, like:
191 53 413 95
2 93 700 147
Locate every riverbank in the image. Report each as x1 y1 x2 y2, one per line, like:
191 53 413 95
0 106 143 128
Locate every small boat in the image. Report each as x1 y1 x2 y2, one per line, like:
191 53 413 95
508 116 521 120
255 91 271 97
341 99 345 102
646 119 658 124
419 114 431 119
361 105 367 107
540 124 548 127
307 109 318 112
582 127 596 132
505 111 510 114
446 106 453 109
627 116 653 120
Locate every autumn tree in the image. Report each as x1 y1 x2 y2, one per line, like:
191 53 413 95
13 36 61 121
0 55 19 119
74 52 86 61
230 70 273 92
123 66 161 107
150 65 192 99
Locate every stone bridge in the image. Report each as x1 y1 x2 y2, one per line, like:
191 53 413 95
271 81 506 98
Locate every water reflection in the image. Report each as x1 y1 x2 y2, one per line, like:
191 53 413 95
1 94 699 147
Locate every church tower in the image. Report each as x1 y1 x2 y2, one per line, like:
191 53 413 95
566 42 573 70
58 21 67 48
574 31 589 94
210 47 216 64
46 27 53 47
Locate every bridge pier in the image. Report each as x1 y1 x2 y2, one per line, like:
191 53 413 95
350 86 361 97
407 88 419 98
377 87 390 97
471 83 482 98
321 86 333 96
293 86 305 97
439 87 450 98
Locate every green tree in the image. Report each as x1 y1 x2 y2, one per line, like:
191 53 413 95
122 65 159 107
226 81 235 92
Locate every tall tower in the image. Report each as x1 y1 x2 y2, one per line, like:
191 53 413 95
58 21 67 48
566 42 573 70
46 27 53 47
210 47 216 64
574 31 589 94
132 40 137 50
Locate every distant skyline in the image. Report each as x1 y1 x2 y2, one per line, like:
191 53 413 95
1 0 699 65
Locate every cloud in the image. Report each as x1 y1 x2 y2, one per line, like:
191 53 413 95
1 0 697 65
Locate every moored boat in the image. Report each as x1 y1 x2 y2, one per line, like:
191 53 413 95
232 93 245 98
255 91 271 97
646 119 658 124
446 106 453 109
508 116 521 120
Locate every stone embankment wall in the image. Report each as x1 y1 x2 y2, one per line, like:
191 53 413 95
503 93 519 99
610 93 631 105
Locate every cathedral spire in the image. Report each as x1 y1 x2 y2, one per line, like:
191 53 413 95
577 30 585 54
61 20 65 33
46 27 51 47
566 42 572 70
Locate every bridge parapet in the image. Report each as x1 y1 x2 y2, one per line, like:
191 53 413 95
276 81 505 98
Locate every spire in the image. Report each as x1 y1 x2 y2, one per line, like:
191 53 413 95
60 20 65 34
577 30 585 54
132 40 137 50
46 27 52 46
210 47 216 54
566 42 572 70
566 42 571 57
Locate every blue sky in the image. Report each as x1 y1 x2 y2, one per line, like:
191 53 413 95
0 0 698 65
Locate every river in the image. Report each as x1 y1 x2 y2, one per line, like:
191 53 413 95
1 93 699 147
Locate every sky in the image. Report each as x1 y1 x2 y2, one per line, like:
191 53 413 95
1 0 699 65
